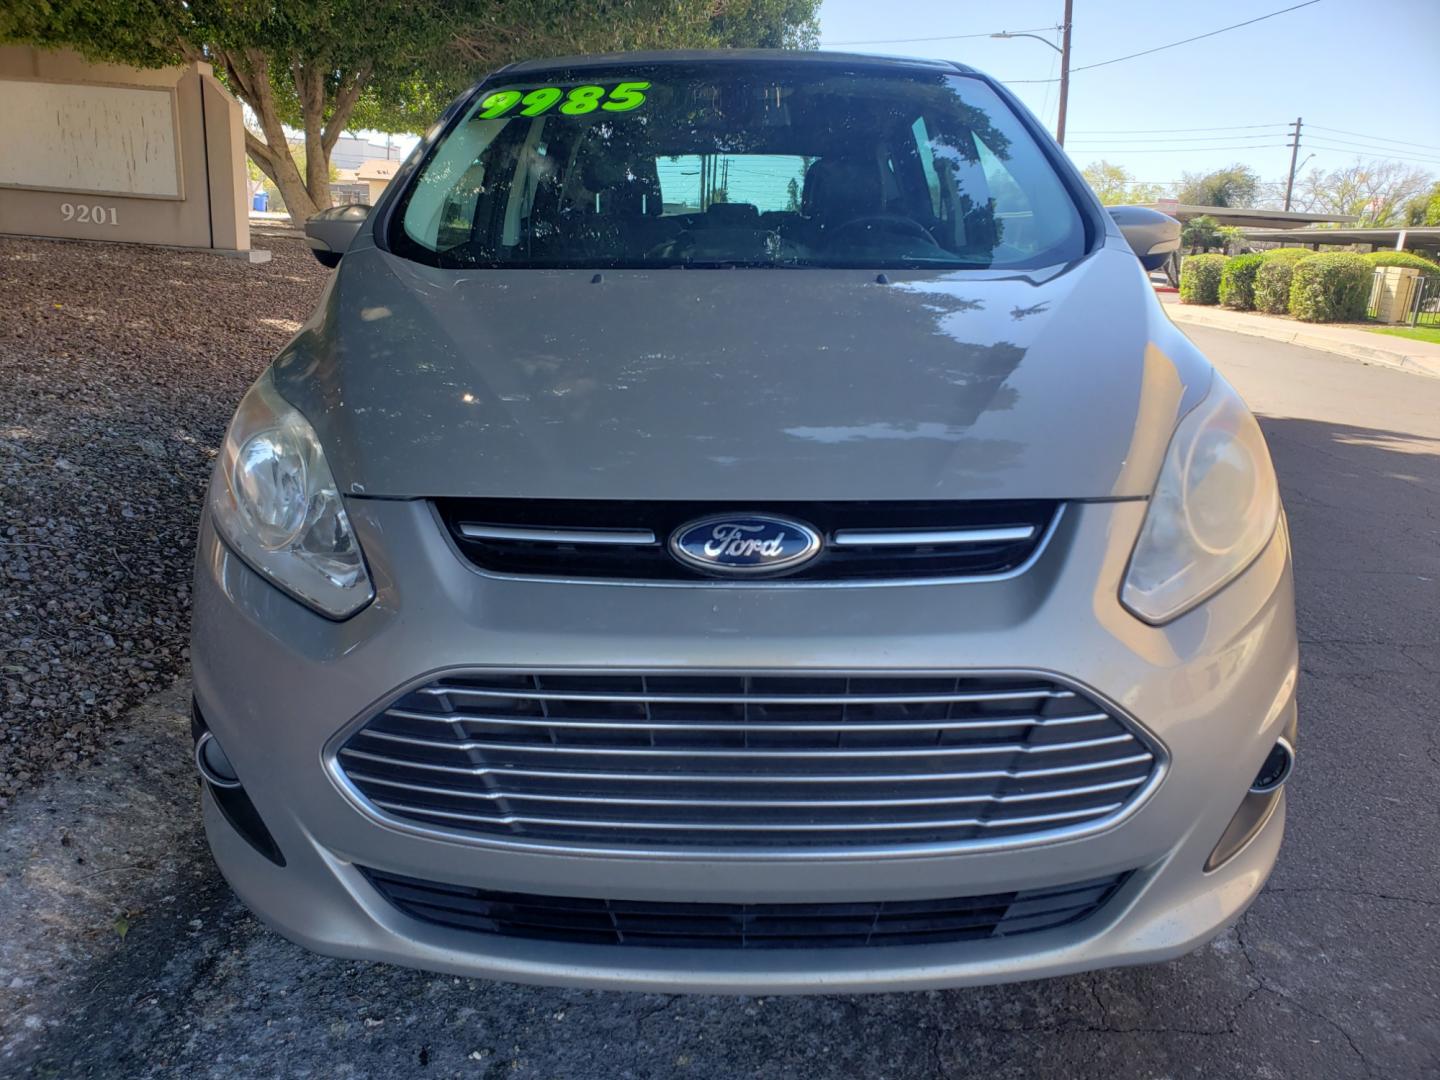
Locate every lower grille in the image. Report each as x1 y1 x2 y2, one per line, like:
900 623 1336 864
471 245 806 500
336 672 1159 854
361 867 1132 949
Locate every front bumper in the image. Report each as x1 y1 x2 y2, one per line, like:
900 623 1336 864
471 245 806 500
191 497 1297 993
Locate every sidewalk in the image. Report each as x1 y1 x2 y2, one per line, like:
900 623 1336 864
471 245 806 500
1159 293 1440 380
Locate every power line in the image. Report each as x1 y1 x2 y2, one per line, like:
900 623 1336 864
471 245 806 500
1070 0 1322 73
1303 141 1440 167
1066 133 1287 144
820 25 1055 47
1068 123 1289 134
1065 144 1289 154
1305 145 1440 167
1308 125 1440 153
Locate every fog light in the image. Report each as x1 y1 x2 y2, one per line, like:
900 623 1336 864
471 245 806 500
1249 737 1295 794
195 731 242 789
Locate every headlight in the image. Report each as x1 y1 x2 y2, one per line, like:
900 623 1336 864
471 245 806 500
1121 373 1279 624
209 373 373 619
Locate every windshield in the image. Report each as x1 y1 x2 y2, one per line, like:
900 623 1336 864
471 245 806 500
390 62 1086 271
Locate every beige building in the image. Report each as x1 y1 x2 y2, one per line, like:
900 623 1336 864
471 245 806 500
356 159 401 205
0 46 254 256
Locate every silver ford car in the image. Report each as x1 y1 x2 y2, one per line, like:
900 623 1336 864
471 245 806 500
191 50 1298 993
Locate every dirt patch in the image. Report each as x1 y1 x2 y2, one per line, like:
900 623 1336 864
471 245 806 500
0 236 328 802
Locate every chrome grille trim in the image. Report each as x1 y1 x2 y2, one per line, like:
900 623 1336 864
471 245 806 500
830 525 1037 547
416 685 1078 706
336 746 1158 785
457 524 658 545
364 800 1129 832
382 705 1110 734
341 772 1147 808
351 728 1137 759
327 669 1165 860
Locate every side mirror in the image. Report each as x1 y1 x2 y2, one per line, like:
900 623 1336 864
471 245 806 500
1107 206 1181 272
304 204 372 268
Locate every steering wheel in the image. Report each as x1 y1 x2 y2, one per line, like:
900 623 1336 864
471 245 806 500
825 214 938 246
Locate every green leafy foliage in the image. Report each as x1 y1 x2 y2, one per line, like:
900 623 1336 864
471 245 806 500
1181 214 1224 253
1363 250 1440 275
1253 248 1313 314
1219 253 1265 311
1080 160 1161 205
1175 164 1260 208
1179 254 1226 305
1406 181 1440 226
1288 253 1373 323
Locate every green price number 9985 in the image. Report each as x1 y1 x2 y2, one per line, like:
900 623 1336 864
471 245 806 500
477 81 651 120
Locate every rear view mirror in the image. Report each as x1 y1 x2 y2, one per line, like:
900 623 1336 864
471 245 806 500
1107 206 1181 272
304 204 372 268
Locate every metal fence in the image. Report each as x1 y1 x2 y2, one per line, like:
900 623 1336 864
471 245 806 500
1366 271 1440 327
1415 276 1439 327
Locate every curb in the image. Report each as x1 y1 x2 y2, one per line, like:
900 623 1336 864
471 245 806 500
1164 304 1440 380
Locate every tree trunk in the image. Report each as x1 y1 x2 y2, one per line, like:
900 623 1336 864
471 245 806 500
218 49 370 228
246 133 320 224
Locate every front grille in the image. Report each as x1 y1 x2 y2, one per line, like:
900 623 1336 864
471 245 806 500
336 672 1158 853
360 866 1132 949
435 498 1060 582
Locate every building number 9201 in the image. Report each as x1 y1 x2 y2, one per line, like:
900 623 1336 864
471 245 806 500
61 202 119 226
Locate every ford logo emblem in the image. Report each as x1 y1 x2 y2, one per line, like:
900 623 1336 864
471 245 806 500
669 514 823 576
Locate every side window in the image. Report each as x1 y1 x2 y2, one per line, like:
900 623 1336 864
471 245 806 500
404 118 506 249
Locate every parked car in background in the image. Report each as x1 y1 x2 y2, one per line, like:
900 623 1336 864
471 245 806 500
194 49 1295 992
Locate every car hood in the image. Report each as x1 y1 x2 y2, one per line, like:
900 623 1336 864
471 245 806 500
273 243 1211 502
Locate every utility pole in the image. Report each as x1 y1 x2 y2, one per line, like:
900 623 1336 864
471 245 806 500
1283 117 1303 211
1056 0 1074 148
992 4 1073 147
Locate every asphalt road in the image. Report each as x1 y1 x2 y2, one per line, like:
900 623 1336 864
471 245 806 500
4 327 1438 1079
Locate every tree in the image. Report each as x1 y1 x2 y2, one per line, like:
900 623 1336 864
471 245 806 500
1081 160 1161 205
1181 214 1225 253
1292 159 1434 227
1175 164 1261 208
1404 180 1440 227
1 0 820 225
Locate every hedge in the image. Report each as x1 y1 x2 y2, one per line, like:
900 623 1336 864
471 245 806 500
1363 250 1440 275
1253 248 1313 314
1179 254 1227 305
1219 253 1265 311
1288 253 1373 322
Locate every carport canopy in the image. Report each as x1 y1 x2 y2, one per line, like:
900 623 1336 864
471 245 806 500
1237 226 1440 256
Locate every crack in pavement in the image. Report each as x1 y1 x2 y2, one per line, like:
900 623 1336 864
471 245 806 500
1263 885 1439 908
1235 915 1373 1078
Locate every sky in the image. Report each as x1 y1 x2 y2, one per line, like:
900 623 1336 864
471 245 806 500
815 0 1440 197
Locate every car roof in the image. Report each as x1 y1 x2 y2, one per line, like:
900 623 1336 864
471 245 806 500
500 48 976 77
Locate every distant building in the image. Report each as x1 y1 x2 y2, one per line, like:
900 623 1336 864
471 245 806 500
356 159 401 204
331 134 401 172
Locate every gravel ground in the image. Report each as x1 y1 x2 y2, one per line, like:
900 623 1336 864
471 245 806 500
0 236 328 803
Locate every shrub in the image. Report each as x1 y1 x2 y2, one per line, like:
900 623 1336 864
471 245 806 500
1253 248 1312 314
1288 253 1373 322
1219 253 1265 310
1363 250 1440 275
1179 254 1226 304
